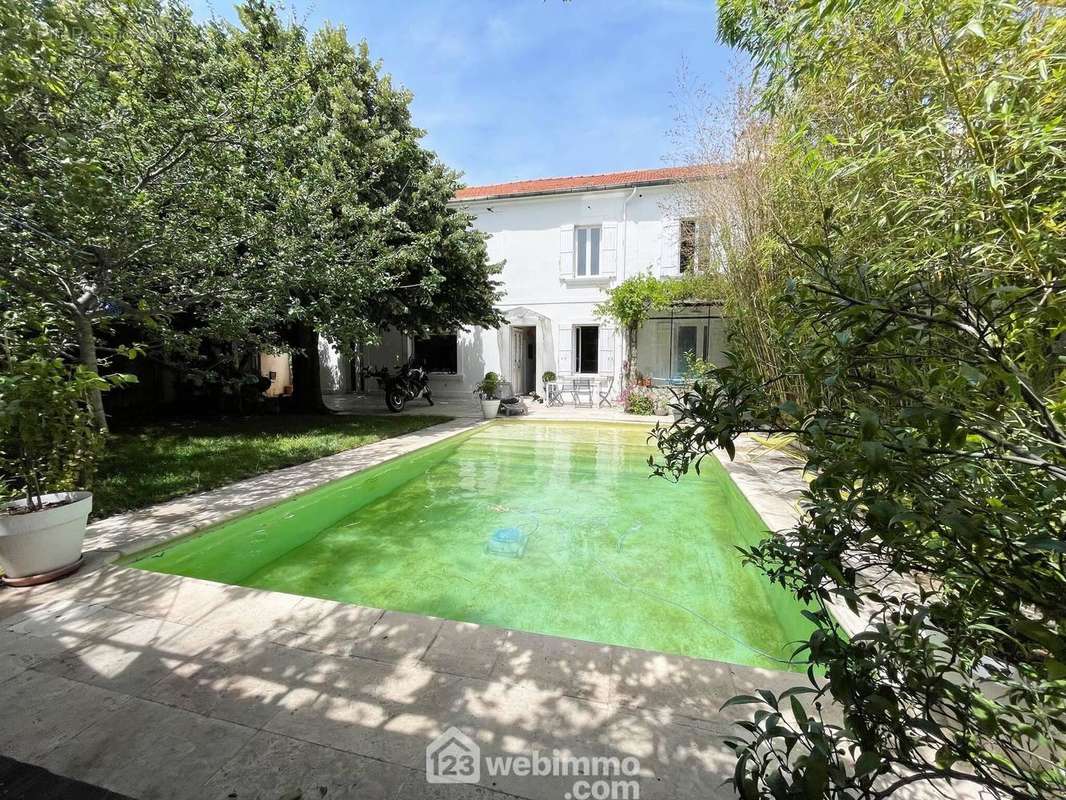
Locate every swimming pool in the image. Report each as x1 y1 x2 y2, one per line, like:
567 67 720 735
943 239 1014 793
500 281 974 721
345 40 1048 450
127 421 812 670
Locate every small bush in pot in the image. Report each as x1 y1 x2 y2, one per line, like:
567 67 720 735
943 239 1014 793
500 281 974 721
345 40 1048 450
474 371 500 399
0 354 107 582
474 372 501 419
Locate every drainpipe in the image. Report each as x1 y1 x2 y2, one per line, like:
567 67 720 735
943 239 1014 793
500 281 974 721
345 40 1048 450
620 187 638 381
620 187 637 281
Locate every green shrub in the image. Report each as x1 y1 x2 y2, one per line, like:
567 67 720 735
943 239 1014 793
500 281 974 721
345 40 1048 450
681 351 717 384
624 390 654 416
475 371 500 399
0 356 105 509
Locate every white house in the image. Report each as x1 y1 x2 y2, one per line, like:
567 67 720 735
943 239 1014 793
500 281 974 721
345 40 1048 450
319 166 728 399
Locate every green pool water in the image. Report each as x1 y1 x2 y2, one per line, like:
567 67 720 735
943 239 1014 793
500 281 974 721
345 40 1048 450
128 421 812 670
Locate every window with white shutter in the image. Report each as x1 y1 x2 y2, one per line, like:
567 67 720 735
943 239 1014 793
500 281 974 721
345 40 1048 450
558 324 573 374
559 225 575 277
660 219 680 277
597 325 616 374
599 222 618 276
575 225 601 276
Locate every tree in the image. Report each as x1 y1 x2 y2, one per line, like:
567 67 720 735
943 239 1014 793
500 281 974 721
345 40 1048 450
659 2 1066 798
244 14 502 410
0 0 299 429
596 274 675 382
1 0 502 423
172 4 502 412
670 75 810 406
596 272 723 381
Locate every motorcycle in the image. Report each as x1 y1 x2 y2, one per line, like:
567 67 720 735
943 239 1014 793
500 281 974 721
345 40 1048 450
363 360 434 413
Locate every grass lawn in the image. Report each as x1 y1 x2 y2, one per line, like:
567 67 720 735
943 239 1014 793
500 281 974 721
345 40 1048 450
92 414 452 519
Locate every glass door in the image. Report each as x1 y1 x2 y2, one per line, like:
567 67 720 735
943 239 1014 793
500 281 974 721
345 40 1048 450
673 324 699 379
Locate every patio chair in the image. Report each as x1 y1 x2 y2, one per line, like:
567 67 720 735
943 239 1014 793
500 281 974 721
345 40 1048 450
571 378 593 408
546 380 566 407
497 381 529 416
597 375 615 407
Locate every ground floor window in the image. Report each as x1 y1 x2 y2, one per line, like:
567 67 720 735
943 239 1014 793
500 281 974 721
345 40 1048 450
575 325 599 374
673 323 701 376
413 333 458 373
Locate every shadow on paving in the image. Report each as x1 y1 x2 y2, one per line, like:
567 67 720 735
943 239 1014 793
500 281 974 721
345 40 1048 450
0 549 975 799
0 753 135 800
0 565 752 799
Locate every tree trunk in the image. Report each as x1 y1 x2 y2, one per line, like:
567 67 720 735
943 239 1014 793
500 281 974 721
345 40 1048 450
74 312 109 433
288 322 331 414
626 324 638 382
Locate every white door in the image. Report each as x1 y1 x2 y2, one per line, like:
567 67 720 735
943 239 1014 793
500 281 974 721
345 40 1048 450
511 327 527 394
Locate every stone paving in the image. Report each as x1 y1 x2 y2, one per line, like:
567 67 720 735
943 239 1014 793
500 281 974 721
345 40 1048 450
325 391 675 426
0 565 781 799
0 415 958 799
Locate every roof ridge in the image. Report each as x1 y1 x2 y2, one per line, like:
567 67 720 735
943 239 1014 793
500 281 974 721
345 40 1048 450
466 165 696 186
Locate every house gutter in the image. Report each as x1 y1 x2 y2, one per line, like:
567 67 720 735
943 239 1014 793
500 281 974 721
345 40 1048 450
620 186 637 282
616 185 638 377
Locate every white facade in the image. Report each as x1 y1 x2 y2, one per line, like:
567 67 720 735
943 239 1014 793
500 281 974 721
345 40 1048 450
329 175 727 398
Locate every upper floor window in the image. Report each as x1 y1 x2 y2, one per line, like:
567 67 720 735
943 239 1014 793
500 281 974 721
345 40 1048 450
575 225 601 276
413 333 458 374
679 218 697 273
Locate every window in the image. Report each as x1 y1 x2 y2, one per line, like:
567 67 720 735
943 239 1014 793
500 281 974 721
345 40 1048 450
575 325 599 374
413 333 458 374
575 225 601 276
679 219 697 273
674 324 699 377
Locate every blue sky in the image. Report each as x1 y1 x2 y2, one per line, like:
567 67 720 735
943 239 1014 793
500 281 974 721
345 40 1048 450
189 1 740 186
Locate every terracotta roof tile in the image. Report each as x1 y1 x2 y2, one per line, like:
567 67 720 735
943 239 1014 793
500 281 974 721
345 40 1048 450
453 165 720 201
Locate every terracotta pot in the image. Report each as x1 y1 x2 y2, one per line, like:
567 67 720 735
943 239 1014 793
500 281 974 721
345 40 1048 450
0 492 91 579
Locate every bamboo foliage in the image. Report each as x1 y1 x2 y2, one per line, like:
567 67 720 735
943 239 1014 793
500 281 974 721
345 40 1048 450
661 2 1066 798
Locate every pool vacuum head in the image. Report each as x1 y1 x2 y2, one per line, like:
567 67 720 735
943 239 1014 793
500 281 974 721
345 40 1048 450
486 527 528 558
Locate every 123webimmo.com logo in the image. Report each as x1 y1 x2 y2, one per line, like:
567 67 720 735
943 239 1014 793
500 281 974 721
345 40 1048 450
426 726 642 799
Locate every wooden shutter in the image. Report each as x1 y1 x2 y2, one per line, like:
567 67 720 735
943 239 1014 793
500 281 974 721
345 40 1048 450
558 324 573 374
660 219 680 277
599 222 618 276
598 325 616 374
559 225 575 277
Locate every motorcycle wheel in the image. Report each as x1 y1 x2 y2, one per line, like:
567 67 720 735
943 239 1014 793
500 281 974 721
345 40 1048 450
385 390 406 413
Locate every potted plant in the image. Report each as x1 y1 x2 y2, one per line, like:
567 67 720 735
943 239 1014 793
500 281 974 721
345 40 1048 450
474 371 501 419
0 355 106 585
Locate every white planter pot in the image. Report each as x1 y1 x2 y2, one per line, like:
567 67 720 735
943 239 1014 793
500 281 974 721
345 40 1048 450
0 492 91 580
480 399 501 419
